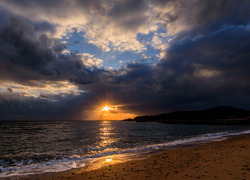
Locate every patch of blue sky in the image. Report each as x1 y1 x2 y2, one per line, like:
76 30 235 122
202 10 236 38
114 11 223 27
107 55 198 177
137 31 155 44
62 30 143 69
62 30 100 55
145 45 161 58
63 26 170 69
136 24 170 44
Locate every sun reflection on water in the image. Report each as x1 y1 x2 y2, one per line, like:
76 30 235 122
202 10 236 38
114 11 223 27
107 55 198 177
97 121 118 150
85 121 144 171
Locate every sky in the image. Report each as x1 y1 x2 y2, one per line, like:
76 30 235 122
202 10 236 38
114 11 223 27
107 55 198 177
0 0 249 120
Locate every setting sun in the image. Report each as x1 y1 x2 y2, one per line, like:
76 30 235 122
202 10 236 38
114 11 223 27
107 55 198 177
102 106 110 111
93 103 137 120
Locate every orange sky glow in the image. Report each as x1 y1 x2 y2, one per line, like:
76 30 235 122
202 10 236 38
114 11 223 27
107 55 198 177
82 102 137 121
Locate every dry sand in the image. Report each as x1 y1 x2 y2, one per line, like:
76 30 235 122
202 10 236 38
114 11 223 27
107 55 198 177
4 135 250 180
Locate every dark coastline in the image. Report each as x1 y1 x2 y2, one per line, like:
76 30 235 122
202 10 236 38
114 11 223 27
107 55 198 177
124 106 250 125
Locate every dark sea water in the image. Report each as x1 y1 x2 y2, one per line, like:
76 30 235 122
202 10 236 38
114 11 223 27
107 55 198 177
0 120 250 178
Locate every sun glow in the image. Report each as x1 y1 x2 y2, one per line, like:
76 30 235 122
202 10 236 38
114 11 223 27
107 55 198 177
102 106 110 111
106 158 112 162
81 101 138 120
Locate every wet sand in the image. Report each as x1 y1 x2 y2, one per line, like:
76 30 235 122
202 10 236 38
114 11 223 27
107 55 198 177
5 135 250 180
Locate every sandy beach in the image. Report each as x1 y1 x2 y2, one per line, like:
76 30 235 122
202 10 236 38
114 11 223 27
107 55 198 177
4 135 250 180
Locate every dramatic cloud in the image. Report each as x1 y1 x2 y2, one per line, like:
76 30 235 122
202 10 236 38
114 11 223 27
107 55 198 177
0 17 105 85
0 0 249 120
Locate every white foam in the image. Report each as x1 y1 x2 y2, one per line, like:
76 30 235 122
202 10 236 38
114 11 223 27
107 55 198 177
1 129 250 178
0 156 86 178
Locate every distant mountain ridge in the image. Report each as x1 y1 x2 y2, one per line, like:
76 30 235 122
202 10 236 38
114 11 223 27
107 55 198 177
124 106 250 125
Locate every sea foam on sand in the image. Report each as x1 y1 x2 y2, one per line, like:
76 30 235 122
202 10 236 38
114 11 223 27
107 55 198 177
2 131 250 180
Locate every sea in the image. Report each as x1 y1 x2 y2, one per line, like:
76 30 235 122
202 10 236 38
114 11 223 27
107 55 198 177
0 120 250 178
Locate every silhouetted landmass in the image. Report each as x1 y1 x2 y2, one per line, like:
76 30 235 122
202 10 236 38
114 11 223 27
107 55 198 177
124 106 250 125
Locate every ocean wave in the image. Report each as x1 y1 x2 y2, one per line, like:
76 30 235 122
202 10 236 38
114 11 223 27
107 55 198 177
1 129 250 178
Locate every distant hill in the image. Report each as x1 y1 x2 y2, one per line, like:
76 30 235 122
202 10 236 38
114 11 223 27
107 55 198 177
124 106 250 125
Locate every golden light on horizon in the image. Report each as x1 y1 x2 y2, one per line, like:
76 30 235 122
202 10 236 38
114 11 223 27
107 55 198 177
101 105 118 112
106 158 112 162
96 103 136 120
102 106 110 111
83 100 138 120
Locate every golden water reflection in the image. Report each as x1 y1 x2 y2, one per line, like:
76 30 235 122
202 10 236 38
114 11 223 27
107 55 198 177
97 121 119 151
84 153 142 172
84 121 148 171
84 121 127 171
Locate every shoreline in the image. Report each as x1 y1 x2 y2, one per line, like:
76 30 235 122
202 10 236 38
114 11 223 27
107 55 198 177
4 133 250 180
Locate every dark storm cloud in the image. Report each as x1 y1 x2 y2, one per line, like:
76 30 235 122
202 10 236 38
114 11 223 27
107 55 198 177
95 0 250 115
157 28 250 107
0 95 62 120
0 17 103 86
1 0 71 13
113 63 152 84
0 6 11 25
0 16 108 120
109 0 148 30
109 27 250 114
153 0 250 37
181 0 247 25
0 17 56 82
1 0 112 19
0 0 249 120
34 21 56 34
0 92 92 120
